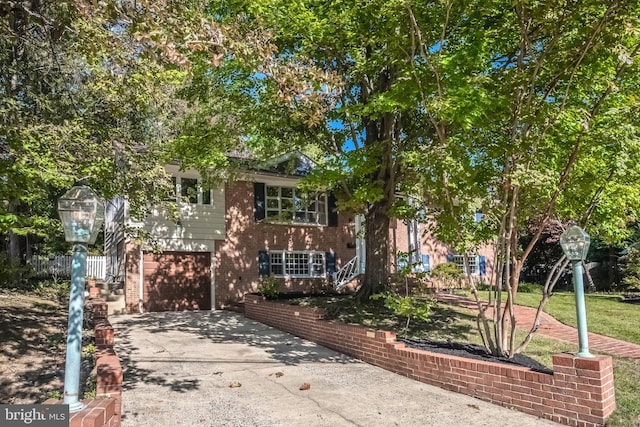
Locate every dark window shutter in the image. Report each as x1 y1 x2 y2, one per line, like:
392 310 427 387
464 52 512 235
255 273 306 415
327 193 338 227
258 250 270 277
254 182 265 221
421 254 430 272
479 256 486 276
325 251 336 276
446 254 454 262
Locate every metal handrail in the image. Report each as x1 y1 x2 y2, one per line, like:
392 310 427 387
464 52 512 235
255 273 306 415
334 256 361 290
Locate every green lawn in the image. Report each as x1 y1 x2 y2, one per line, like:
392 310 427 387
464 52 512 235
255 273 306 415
514 291 640 345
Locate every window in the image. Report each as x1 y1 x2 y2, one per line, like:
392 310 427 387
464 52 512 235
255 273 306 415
269 251 326 277
265 185 327 225
181 178 198 204
169 176 213 205
452 255 478 275
202 183 211 205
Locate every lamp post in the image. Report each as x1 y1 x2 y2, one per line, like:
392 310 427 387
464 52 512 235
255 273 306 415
58 184 105 412
560 225 594 358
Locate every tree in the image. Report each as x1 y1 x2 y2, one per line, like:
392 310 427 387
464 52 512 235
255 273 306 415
404 0 640 357
146 0 640 358
176 0 441 298
0 1 229 269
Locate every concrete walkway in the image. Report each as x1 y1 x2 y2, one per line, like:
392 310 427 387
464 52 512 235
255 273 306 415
435 293 640 360
111 311 558 427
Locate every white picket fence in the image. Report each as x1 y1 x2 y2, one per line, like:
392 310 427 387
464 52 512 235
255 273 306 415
30 255 107 280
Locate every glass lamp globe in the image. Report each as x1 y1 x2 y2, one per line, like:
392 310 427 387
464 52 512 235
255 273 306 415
560 225 590 261
58 185 105 244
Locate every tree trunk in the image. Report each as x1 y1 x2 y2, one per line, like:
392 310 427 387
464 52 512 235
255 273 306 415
357 200 391 299
7 201 21 263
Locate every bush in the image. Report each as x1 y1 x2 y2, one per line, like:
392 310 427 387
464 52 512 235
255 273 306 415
0 256 34 289
474 282 491 291
517 282 543 293
258 277 280 299
371 291 435 331
430 262 464 289
622 246 640 292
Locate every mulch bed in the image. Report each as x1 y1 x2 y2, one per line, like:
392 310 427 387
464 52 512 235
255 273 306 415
400 338 553 374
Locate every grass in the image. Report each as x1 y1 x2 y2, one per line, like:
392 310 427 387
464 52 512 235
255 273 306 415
514 291 640 345
288 294 640 427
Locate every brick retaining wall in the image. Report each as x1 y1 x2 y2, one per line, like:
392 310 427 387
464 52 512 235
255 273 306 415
244 294 615 427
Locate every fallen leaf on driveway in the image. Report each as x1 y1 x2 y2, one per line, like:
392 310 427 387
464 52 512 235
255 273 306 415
212 371 223 375
275 372 284 378
299 383 311 391
467 404 480 410
229 382 242 388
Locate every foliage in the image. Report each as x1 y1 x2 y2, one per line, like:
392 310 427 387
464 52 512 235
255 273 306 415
430 262 464 283
516 282 543 294
258 277 280 299
371 292 435 332
622 247 640 291
400 0 640 358
622 226 640 291
0 256 34 288
0 1 235 269
82 343 96 358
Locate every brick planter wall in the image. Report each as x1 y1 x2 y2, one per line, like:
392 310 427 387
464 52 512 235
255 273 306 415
244 294 616 427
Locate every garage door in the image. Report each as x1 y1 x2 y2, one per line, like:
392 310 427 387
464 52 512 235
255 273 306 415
143 252 211 312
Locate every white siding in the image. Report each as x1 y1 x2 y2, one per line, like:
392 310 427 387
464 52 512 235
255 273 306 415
143 188 226 241
128 165 226 252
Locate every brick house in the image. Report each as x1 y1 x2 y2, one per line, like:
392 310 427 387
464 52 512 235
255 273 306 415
105 152 494 313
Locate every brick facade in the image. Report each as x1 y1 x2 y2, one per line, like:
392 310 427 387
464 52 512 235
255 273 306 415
245 295 616 427
390 218 495 283
215 181 356 307
124 242 141 314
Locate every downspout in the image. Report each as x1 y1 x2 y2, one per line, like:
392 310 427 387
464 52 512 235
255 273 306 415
210 250 216 311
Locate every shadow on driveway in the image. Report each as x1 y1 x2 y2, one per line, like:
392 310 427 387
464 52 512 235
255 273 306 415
111 310 558 427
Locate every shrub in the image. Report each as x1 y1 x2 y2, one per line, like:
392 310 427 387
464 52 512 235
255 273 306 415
622 246 640 292
518 282 543 293
258 277 280 299
430 262 464 289
371 291 435 331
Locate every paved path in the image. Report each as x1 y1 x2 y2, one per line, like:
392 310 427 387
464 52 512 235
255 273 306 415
111 311 558 427
435 293 640 360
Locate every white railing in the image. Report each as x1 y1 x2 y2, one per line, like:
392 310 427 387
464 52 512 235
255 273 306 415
30 255 107 280
334 256 361 290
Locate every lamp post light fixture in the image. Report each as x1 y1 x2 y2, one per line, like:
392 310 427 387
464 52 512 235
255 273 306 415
58 184 105 412
560 225 594 358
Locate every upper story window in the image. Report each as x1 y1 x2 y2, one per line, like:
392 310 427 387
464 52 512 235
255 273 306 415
170 176 212 205
265 185 327 225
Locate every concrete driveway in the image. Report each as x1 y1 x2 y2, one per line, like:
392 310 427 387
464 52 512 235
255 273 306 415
111 311 558 427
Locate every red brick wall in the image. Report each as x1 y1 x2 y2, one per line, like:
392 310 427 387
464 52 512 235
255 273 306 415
215 181 356 307
390 218 495 282
245 295 616 427
124 242 141 314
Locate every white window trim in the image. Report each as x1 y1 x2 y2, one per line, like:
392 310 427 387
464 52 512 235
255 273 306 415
453 254 480 276
269 250 326 278
265 185 328 226
173 176 212 206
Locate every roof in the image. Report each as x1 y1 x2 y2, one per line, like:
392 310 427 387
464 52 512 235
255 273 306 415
253 151 316 177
